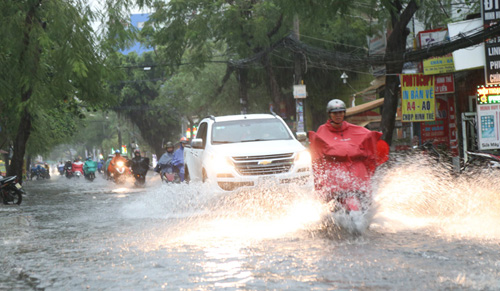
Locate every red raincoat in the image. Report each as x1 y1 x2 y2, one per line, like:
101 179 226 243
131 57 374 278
308 120 389 202
72 161 84 175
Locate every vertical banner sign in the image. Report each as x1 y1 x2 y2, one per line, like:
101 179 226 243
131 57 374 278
401 74 436 122
477 85 500 149
293 84 307 133
482 0 500 84
447 96 459 157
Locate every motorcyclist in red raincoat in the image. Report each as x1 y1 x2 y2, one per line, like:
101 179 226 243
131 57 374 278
308 99 389 211
72 158 84 176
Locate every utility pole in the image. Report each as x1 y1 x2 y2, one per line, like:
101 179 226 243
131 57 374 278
293 14 306 134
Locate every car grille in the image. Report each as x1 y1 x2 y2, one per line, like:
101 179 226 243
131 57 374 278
231 153 294 176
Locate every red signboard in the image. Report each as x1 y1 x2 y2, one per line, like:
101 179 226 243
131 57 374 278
435 74 455 94
420 96 449 145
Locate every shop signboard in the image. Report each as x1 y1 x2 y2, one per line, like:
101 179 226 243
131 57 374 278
476 85 500 150
482 0 500 84
401 74 436 122
418 28 455 75
435 74 455 94
420 96 449 146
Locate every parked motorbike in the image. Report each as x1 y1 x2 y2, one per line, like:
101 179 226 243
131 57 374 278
462 151 500 172
414 140 441 161
0 176 23 205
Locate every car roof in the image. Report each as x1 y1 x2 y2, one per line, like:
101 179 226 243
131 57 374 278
205 114 279 123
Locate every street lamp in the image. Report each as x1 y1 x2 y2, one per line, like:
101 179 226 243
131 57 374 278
341 72 348 84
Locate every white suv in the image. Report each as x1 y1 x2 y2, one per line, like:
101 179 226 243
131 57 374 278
184 114 313 193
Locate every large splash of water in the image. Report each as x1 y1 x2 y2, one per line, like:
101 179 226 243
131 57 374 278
372 153 500 240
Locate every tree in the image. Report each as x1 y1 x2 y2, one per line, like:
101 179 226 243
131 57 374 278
107 52 183 156
141 0 361 116
0 0 123 182
380 0 420 144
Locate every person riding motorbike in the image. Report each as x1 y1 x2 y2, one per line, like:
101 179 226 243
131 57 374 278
64 160 74 178
130 149 150 185
104 154 113 179
171 137 188 182
156 141 177 181
58 161 65 175
72 158 84 177
83 156 98 180
43 163 51 178
308 99 389 212
108 150 128 177
30 164 44 180
97 159 104 174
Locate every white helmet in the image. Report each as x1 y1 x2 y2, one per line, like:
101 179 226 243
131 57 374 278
326 99 346 113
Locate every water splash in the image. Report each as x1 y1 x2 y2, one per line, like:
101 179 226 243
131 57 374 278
372 152 500 240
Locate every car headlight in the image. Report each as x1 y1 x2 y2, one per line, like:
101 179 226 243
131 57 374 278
211 155 234 173
295 150 312 165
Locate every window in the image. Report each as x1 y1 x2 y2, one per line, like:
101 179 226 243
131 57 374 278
196 122 208 149
212 119 292 144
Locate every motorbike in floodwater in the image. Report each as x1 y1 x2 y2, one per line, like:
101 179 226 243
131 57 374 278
131 157 149 187
65 165 74 178
321 190 373 236
84 171 96 182
0 176 23 205
74 170 83 178
160 165 180 184
112 161 130 184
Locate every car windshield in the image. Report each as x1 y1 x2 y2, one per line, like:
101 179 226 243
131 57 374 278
212 118 292 144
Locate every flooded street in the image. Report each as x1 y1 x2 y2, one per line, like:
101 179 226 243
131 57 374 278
1 161 500 290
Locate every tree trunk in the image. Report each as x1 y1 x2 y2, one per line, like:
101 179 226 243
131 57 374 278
7 1 42 183
380 0 418 145
8 105 32 183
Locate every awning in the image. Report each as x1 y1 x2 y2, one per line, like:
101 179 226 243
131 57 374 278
346 98 384 117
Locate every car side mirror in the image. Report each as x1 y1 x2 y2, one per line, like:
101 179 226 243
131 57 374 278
191 138 204 149
296 131 307 142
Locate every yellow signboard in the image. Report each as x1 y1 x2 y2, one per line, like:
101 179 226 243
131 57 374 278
401 74 436 122
423 55 455 75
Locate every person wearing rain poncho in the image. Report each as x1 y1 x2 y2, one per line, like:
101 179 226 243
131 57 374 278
308 99 390 211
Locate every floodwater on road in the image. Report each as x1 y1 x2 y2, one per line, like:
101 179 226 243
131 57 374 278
1 157 500 290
